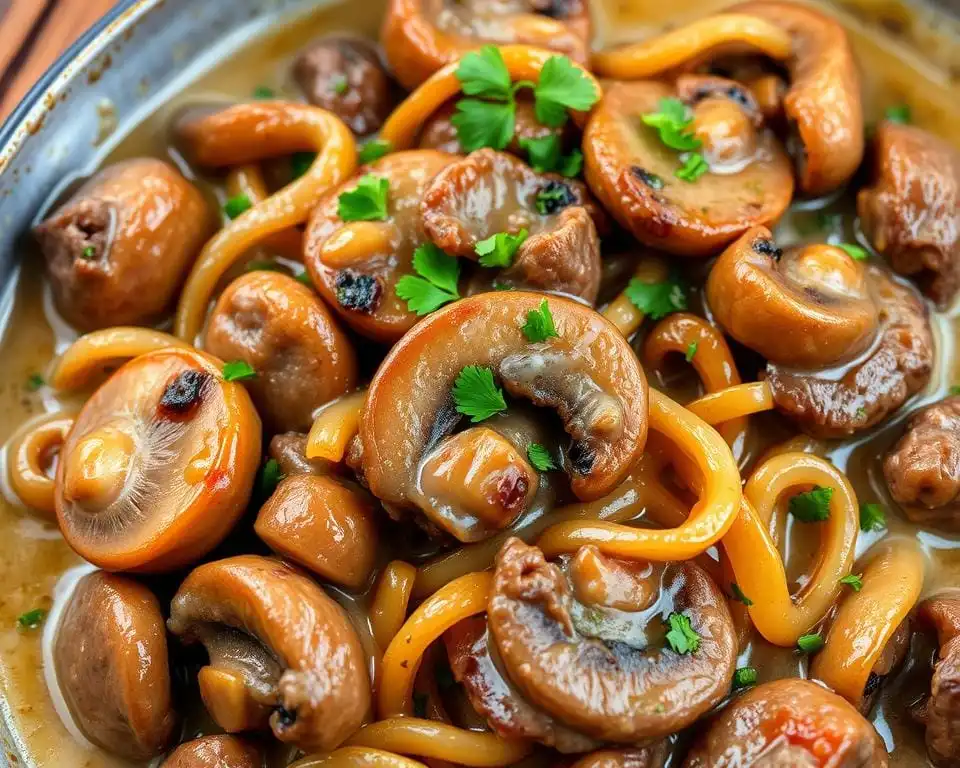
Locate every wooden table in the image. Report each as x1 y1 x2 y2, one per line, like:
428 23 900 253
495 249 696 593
0 0 118 123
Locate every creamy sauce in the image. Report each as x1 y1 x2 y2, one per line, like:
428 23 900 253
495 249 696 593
0 0 958 765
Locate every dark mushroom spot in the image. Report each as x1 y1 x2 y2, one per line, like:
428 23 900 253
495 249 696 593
276 706 298 728
531 0 575 19
569 441 596 475
158 370 210 419
335 270 382 313
537 180 579 215
630 167 664 191
752 237 782 260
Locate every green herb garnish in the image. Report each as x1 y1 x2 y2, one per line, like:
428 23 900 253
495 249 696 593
337 174 389 222
17 609 46 631
81 245 96 259
839 243 869 261
295 271 314 288
222 360 256 382
839 573 863 592
245 259 282 273
224 194 253 220
522 299 558 343
797 633 824 654
730 582 753 607
331 75 349 95
859 502 887 532
733 667 758 688
476 229 528 268
685 341 698 362
885 104 911 124
452 365 507 423
642 98 702 151
253 85 275 99
395 243 461 316
789 486 833 523
291 151 317 179
26 373 44 392
521 135 585 176
527 443 556 472
359 139 392 164
624 273 688 320
258 458 285 497
665 612 700 655
676 152 709 183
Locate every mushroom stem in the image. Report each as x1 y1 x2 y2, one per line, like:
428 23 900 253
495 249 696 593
307 390 367 462
174 103 357 342
591 14 792 79
61 425 136 509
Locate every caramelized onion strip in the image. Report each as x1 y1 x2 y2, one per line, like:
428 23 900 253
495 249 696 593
346 719 530 767
536 389 741 561
291 748 427 768
49 327 191 391
379 46 600 150
602 256 669 337
307 391 367 462
370 560 417 650
686 381 774 426
175 103 357 342
591 14 791 78
811 538 924 704
722 453 859 646
7 413 74 517
225 164 304 260
644 313 746 446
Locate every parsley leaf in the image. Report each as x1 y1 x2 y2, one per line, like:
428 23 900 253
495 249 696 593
253 85 275 99
520 135 562 173
331 74 349 95
789 486 833 523
81 245 96 259
224 194 252 220
733 667 757 688
452 99 516 152
665 612 700 655
245 259 282 273
395 243 461 316
839 573 863 592
522 299 559 342
685 341 698 362
258 458 285 498
222 360 256 382
559 149 583 178
642 98 702 152
533 55 599 128
885 104 911 124
839 243 869 261
456 46 512 101
951 385 960 396
359 139 392 164
291 151 316 179
338 174 390 222
452 366 507 423
527 443 556 472
17 609 46 631
797 633 824 654
859 502 887 532
624 273 688 320
730 582 753 606
476 229 528 268
295 271 313 288
26 373 44 392
676 153 709 183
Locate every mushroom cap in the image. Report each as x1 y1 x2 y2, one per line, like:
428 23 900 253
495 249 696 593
54 571 175 760
55 348 261 572
916 594 960 767
571 748 669 768
204 271 358 434
682 679 888 767
167 555 371 753
33 158 214 331
729 1 864 196
486 539 736 743
304 150 459 342
360 291 648 508
857 120 960 309
381 0 592 90
161 735 261 768
584 80 793 257
255 473 379 589
705 225 879 369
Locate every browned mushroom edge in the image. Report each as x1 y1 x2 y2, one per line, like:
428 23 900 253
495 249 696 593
445 538 736 748
359 291 648 541
33 158 214 331
53 571 176 760
204 271 358 434
167 555 371 753
858 120 960 309
160 735 262 768
583 79 793 257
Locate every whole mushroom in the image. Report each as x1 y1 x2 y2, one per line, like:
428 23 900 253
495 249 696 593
53 571 176 760
913 593 960 767
161 735 261 768
168 555 371 753
33 158 214 331
54 348 261 572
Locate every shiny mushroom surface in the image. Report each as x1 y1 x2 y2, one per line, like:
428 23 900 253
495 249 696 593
54 348 261 571
33 158 214 331
858 120 960 309
160 735 262 768
912 594 960 767
583 80 793 257
204 271 358 434
167 555 371 753
54 571 176 760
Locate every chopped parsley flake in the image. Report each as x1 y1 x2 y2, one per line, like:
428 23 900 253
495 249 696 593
223 194 253 220
337 174 389 222
527 443 556 472
624 273 688 320
395 243 461 316
797 633 824 654
521 299 559 343
839 243 869 261
885 104 912 124
26 373 44 392
258 458 285 498
222 360 256 382
859 502 887 532
730 582 753 607
452 366 507 423
839 573 864 592
789 486 833 523
359 140 392 164
475 229 528 268
665 612 700 655
17 609 46 631
733 667 758 688
685 341 698 362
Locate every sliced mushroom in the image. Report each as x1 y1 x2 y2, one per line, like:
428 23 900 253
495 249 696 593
360 292 647 531
913 593 960 767
168 555 370 752
469 538 735 744
729 1 864 196
571 747 669 768
293 36 397 136
33 158 214 331
707 226 933 437
858 120 960 309
421 149 604 301
204 271 358 433
381 0 592 90
584 80 793 257
884 397 960 529
255 474 379 589
304 150 458 342
161 735 261 768
54 571 175 760
682 679 887 767
54 348 261 571
270 432 337 476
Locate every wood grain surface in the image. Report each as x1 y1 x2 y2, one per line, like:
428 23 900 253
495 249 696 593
0 0 118 124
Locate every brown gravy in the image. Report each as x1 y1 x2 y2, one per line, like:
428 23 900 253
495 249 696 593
0 0 958 765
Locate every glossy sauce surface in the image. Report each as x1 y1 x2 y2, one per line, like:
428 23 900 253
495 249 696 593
0 0 958 765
